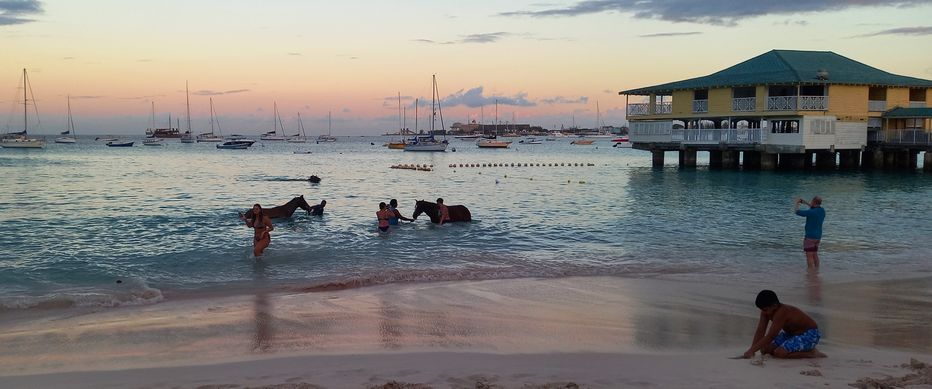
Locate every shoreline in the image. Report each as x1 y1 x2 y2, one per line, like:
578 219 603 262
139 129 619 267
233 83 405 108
1 275 930 387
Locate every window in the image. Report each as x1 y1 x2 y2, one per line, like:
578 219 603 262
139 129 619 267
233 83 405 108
800 85 826 96
770 120 799 133
905 118 923 129
733 87 755 98
694 90 708 100
809 119 836 135
909 88 926 102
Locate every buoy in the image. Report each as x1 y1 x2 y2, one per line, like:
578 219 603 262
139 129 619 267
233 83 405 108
504 174 507 178
579 181 585 184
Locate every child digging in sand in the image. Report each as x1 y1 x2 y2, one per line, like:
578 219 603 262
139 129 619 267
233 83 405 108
742 290 827 359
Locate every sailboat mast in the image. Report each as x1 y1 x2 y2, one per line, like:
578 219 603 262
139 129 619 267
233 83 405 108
430 75 436 134
328 111 331 136
596 100 601 130
185 82 192 132
414 99 418 133
67 95 74 135
397 92 402 132
209 98 215 133
273 102 278 134
495 99 498 135
298 113 306 137
23 68 27 133
150 102 155 129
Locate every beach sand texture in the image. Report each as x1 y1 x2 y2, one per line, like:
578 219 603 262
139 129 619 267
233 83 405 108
1 276 930 388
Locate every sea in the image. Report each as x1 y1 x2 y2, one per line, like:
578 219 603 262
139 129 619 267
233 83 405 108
1 136 930 311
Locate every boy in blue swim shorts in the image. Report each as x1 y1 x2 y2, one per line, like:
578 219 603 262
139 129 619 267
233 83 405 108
742 290 826 359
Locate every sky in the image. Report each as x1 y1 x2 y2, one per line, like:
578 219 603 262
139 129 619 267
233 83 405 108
1 0 931 135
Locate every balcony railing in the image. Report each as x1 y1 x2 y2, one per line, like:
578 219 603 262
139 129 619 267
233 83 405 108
884 129 932 145
868 100 887 112
767 96 828 111
867 130 884 143
692 99 708 113
732 97 756 112
671 128 762 144
909 101 927 108
655 102 672 114
627 103 650 116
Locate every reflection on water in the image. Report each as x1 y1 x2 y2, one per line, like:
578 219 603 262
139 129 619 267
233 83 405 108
806 269 822 306
252 261 273 352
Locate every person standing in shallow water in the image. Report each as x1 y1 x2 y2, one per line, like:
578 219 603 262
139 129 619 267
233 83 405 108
743 290 825 359
794 196 825 268
436 198 450 225
241 204 273 257
387 199 413 225
376 202 393 232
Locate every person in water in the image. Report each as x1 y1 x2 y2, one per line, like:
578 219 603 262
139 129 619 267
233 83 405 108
387 199 413 225
309 199 326 216
241 203 273 257
376 202 393 232
794 196 825 268
742 290 825 359
436 198 451 225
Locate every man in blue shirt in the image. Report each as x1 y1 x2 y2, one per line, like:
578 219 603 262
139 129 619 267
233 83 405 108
794 196 825 269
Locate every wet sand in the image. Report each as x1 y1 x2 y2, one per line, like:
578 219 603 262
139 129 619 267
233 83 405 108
1 275 930 387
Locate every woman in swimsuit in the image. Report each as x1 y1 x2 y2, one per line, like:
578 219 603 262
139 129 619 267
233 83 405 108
376 202 393 232
242 203 273 257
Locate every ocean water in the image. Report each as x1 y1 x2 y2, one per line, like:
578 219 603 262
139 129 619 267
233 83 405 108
1 136 930 310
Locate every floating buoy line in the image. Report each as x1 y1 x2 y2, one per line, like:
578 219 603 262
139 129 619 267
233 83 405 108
447 162 595 168
390 164 434 171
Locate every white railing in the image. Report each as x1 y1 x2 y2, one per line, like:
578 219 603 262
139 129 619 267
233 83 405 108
627 103 650 116
732 97 756 112
692 99 708 113
799 96 828 110
884 129 932 145
671 129 762 144
868 100 886 112
654 102 672 114
766 96 828 111
909 101 927 108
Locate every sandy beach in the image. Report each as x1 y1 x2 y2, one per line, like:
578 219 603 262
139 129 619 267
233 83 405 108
1 275 930 388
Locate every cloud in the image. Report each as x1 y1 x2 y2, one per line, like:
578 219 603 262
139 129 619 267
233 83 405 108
62 56 75 60
117 94 165 101
137 59 153 62
0 0 42 26
500 0 927 26
436 86 536 108
341 108 351 113
638 31 702 38
192 89 250 96
853 25 932 37
287 52 301 56
774 19 808 26
540 96 589 104
414 32 511 45
71 95 104 100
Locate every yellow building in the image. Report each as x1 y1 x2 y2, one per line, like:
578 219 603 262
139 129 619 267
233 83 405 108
619 50 932 170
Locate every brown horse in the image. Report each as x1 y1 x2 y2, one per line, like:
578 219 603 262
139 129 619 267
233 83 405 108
412 200 471 224
242 195 313 219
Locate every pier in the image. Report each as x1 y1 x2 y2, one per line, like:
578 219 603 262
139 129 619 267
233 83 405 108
620 50 932 172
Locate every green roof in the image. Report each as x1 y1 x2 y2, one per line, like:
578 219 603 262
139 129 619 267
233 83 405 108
620 50 932 95
882 107 932 118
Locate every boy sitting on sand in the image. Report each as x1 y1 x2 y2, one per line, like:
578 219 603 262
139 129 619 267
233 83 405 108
743 290 826 359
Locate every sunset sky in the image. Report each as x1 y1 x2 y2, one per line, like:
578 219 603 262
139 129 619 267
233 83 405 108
2 0 931 135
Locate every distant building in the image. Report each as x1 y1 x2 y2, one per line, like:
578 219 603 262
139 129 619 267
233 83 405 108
450 121 547 135
620 49 932 170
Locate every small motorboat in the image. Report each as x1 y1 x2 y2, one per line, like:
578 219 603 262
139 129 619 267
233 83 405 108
217 140 250 150
106 141 134 147
293 150 312 154
143 138 165 146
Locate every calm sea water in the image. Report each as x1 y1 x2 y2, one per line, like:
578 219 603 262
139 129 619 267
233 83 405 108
1 136 930 309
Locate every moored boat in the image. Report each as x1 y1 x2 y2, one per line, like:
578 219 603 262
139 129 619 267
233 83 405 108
1 69 46 149
106 140 134 147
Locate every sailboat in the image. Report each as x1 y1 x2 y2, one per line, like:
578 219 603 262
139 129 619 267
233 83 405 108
571 102 598 145
387 92 406 149
55 96 78 144
180 82 195 143
287 113 308 143
197 98 224 142
404 75 448 152
477 100 511 149
316 111 337 143
260 102 287 141
1 69 46 149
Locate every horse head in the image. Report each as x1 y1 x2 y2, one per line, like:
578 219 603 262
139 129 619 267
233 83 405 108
412 200 439 223
412 200 425 220
293 195 312 215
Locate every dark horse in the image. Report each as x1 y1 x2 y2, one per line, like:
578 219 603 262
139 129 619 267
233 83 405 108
242 195 312 219
412 200 472 224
